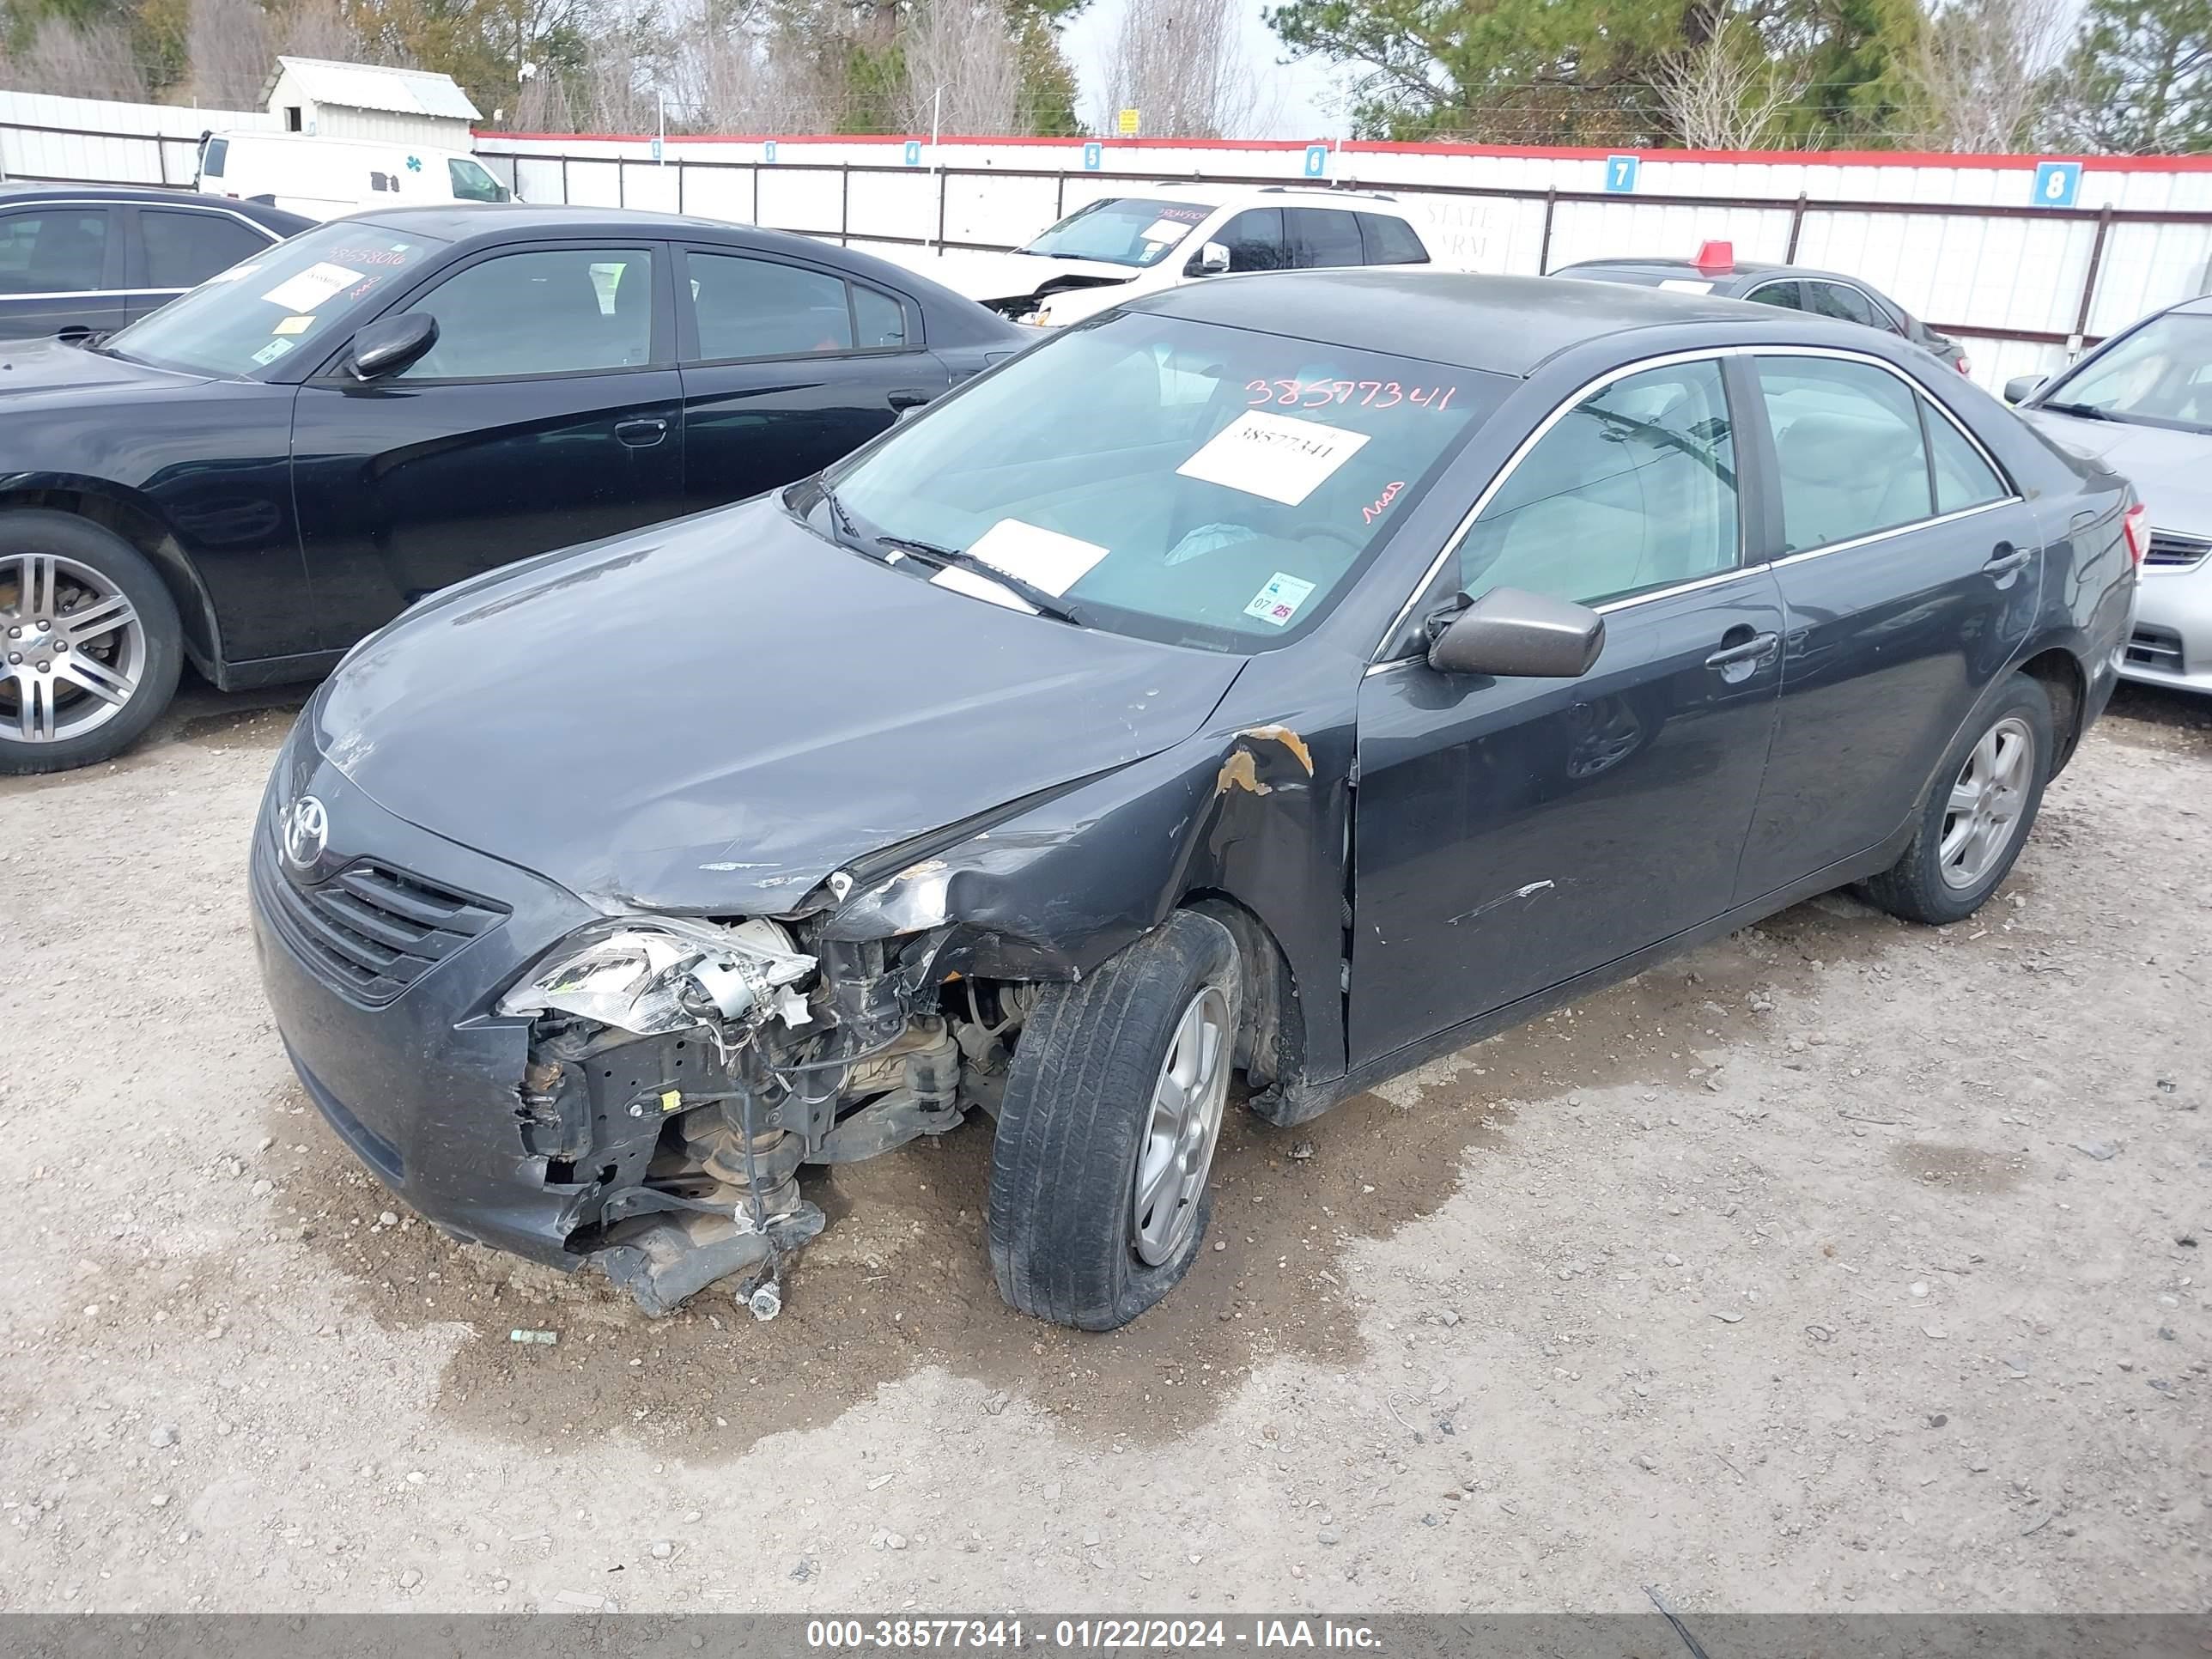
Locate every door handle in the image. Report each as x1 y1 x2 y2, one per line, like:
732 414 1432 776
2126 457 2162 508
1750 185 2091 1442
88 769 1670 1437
614 416 670 447
1982 544 2032 577
886 387 935 410
1705 629 1779 671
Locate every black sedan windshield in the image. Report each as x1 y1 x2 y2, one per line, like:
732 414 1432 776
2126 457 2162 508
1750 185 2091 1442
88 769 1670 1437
826 313 1505 651
106 221 446 379
2044 313 2212 432
1019 199 1216 268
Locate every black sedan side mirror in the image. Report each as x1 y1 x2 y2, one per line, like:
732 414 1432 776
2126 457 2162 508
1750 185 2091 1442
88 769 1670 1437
2002 374 2046 405
1427 586 1605 678
348 313 438 382
1194 241 1231 276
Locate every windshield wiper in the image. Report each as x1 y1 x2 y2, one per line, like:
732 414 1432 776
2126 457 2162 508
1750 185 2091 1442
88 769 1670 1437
875 534 1085 625
817 477 864 542
2039 398 2115 422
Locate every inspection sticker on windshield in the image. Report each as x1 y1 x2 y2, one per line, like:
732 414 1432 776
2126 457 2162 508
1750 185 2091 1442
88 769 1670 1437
261 262 366 312
928 519 1109 611
1177 410 1370 505
251 337 296 366
1243 572 1317 627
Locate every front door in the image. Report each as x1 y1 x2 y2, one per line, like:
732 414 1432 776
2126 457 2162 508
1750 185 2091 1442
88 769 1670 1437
1351 356 1784 1065
292 240 684 648
674 246 951 511
1732 351 2040 899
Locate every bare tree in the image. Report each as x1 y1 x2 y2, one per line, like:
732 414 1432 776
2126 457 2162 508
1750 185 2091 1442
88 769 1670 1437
1902 0 2073 151
275 0 373 64
1097 0 1261 138
899 0 1021 133
664 0 851 131
15 15 150 101
190 0 276 106
1651 17 1801 149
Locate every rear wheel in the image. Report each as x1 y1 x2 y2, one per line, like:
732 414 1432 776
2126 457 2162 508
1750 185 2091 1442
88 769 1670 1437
1860 672 2053 926
988 910 1241 1331
0 511 182 775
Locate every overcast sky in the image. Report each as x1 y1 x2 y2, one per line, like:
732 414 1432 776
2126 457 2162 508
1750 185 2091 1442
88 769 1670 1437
1058 1 1354 140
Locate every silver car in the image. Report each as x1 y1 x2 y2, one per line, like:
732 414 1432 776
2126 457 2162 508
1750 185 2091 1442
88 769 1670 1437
2008 299 2212 694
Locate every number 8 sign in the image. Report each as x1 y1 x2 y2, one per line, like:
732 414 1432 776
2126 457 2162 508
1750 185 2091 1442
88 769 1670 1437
2032 161 2081 208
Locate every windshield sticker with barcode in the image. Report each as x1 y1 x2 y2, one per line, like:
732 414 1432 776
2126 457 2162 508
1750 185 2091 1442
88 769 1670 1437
261 262 366 312
1177 410 1371 506
250 337 297 366
1244 572 1318 627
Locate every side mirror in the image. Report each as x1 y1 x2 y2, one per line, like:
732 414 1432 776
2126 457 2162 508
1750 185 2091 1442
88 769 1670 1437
1427 586 1605 679
347 313 437 381
2002 374 2046 406
1194 240 1231 276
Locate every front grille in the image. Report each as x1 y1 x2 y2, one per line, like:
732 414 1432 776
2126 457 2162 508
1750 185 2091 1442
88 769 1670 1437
255 835 506 1005
2125 623 2185 671
2146 531 2211 569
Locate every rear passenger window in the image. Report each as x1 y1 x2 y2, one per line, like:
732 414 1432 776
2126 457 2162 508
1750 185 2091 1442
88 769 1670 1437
1460 359 1740 607
1745 281 1802 311
1928 407 2008 512
1358 213 1428 265
1757 357 1933 550
1287 208 1362 270
688 252 853 359
853 284 908 349
140 209 268 289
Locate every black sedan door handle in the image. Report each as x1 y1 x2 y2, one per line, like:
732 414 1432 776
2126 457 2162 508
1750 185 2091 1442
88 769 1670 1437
1983 544 2032 577
886 388 936 410
1705 629 1779 671
614 416 670 447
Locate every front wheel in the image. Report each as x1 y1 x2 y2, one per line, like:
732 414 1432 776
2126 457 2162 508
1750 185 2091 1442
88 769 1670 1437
1859 672 2054 926
988 909 1242 1331
0 511 183 775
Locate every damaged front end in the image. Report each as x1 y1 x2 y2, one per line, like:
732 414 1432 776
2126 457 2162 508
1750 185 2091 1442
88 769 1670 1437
495 906 1036 1318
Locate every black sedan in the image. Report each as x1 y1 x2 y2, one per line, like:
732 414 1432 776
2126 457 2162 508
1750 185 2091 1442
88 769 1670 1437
0 183 311 343
252 271 2137 1330
1556 244 1972 376
0 206 1024 772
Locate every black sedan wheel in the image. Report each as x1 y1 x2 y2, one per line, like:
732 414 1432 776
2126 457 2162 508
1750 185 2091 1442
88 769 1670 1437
988 910 1241 1330
1860 672 2054 926
0 511 182 775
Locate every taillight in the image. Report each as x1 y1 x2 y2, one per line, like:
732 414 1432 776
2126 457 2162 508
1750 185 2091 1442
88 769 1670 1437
2122 503 2148 567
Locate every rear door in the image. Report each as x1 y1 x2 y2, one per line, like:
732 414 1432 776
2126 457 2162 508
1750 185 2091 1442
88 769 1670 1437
1732 349 2039 899
292 239 684 647
673 245 949 511
1351 354 1785 1062
123 204 282 322
0 203 125 339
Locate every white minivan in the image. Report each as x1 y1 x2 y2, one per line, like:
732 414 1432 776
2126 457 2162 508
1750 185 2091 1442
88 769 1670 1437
196 130 512 221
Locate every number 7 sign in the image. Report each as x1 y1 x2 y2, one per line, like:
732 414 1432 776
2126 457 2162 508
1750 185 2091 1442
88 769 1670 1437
1604 155 1639 193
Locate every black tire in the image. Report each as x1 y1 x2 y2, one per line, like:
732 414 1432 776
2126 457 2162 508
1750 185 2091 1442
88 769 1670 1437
0 510 183 775
1859 672 2055 927
988 909 1242 1331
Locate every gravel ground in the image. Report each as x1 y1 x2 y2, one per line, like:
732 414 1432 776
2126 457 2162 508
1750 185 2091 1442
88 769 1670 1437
0 676 2206 1615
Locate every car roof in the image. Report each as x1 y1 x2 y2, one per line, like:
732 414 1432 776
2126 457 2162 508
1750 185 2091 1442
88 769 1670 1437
1559 256 1870 288
1118 181 1411 212
0 182 312 233
1133 269 1806 375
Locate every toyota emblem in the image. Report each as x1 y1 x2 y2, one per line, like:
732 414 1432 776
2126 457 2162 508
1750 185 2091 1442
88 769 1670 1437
283 794 329 869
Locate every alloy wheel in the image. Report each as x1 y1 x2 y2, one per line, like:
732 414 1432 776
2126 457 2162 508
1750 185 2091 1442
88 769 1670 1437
0 550 146 744
1938 714 2034 890
1131 983 1231 1267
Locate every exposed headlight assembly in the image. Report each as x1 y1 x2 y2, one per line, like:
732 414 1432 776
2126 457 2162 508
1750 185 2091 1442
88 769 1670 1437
498 917 816 1036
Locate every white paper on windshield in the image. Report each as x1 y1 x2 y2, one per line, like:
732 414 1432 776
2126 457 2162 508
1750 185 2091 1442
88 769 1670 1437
949 519 1109 594
1138 217 1189 245
1176 410 1370 506
209 261 263 283
931 565 1035 611
261 262 365 312
1243 571 1317 627
1659 278 1715 294
272 315 314 336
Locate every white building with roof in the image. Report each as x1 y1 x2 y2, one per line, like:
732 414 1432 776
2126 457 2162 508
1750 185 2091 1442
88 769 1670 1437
261 57 481 149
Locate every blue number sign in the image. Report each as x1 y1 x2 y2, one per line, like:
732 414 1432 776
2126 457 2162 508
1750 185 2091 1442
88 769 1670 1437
1083 141 1102 171
763 139 777 163
1304 143 1328 179
1604 155 1638 193
2032 161 2081 208
903 139 922 167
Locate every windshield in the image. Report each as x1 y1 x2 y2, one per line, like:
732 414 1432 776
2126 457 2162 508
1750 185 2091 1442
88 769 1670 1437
104 221 446 379
823 313 1506 652
1020 198 1216 269
449 156 510 203
2044 313 2212 432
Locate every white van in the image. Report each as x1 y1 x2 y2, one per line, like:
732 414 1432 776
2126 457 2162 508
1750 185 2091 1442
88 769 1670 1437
195 130 512 221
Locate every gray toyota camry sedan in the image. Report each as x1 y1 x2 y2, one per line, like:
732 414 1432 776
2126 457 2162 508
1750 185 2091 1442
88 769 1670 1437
251 271 2140 1331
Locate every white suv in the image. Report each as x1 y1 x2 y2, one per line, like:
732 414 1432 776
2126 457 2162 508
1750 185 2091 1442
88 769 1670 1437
883 184 1434 328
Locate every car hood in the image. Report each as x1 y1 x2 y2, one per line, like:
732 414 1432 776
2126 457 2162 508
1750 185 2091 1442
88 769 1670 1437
313 498 1244 915
872 247 1137 306
0 336 207 402
2024 408 2212 533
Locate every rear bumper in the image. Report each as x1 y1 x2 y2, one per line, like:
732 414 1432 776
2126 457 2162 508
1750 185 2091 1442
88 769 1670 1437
248 721 604 1267
2120 566 2212 694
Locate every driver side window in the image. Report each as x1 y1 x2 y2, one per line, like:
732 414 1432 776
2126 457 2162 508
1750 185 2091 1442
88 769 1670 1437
399 246 655 380
1459 359 1741 608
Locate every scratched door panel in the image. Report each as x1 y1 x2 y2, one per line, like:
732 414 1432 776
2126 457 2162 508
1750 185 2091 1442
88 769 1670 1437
1347 568 1785 1066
